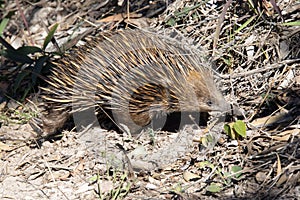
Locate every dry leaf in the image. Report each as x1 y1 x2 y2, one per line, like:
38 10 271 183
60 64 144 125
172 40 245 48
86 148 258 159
255 171 268 183
183 171 200 182
250 110 287 127
276 172 288 187
272 129 299 141
0 141 12 151
276 153 282 176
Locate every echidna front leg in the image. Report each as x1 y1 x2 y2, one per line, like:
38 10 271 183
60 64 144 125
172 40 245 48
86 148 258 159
31 109 70 138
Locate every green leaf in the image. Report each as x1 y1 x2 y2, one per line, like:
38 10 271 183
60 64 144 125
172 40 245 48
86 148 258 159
223 57 232 66
223 171 231 179
88 175 98 182
32 55 49 85
223 124 231 135
231 165 243 178
13 70 31 94
174 4 201 18
0 18 9 36
206 183 222 193
173 183 184 193
1 45 42 64
166 17 176 26
0 11 15 36
281 21 300 26
21 86 32 102
16 46 43 55
2 49 34 64
198 161 211 168
234 16 256 33
43 23 58 50
233 120 246 137
201 134 216 147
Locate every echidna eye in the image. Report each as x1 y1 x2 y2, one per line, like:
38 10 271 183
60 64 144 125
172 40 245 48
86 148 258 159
206 100 213 106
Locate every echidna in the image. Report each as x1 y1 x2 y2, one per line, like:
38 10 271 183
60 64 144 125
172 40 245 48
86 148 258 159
38 29 229 135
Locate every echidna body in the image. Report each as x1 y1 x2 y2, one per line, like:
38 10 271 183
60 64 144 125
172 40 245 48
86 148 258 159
41 29 229 134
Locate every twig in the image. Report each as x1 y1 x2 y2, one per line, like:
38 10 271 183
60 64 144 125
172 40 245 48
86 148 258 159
219 59 300 79
213 0 232 56
15 0 34 45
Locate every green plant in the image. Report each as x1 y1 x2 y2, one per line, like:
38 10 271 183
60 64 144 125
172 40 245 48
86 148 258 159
0 23 59 100
198 161 244 193
0 99 38 125
165 3 202 27
91 167 132 200
224 120 247 140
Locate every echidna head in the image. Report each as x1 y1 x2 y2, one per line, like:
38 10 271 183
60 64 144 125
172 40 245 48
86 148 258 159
178 70 230 113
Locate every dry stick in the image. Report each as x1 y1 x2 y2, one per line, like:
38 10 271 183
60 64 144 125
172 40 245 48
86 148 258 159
219 59 300 79
270 0 283 21
248 82 275 122
124 0 130 29
249 62 295 122
213 0 232 57
116 143 135 179
15 0 34 45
